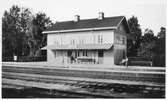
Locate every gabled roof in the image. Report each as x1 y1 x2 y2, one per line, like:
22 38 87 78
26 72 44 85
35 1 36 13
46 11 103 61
43 16 130 33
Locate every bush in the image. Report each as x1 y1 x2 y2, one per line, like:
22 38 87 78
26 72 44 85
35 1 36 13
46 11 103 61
153 55 165 67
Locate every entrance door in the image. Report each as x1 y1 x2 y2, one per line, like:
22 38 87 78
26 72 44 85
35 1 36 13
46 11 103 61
67 51 72 57
98 50 103 64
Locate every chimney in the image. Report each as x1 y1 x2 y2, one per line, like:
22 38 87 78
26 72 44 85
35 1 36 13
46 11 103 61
98 12 104 20
74 15 80 22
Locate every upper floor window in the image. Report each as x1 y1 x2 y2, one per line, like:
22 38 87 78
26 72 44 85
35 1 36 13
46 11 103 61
116 35 121 44
79 39 84 44
71 39 75 45
60 37 63 45
122 37 126 45
54 41 59 45
98 35 103 44
116 35 126 45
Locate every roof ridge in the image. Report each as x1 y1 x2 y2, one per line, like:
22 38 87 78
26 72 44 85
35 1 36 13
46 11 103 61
55 16 125 23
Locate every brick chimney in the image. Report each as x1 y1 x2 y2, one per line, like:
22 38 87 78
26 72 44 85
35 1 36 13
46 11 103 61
98 12 104 20
74 15 80 22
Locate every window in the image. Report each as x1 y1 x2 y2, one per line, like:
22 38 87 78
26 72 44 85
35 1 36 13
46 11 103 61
67 51 72 57
116 35 121 44
116 35 126 44
98 35 103 44
71 39 75 45
85 51 88 56
100 35 103 43
82 40 84 44
122 37 126 45
60 37 63 45
98 35 100 43
83 51 88 56
93 35 96 44
79 39 84 44
54 41 59 45
54 51 56 57
77 51 80 57
98 51 103 57
79 40 82 44
75 51 77 58
83 51 85 56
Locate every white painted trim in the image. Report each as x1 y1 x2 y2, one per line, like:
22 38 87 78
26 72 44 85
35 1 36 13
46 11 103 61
116 16 130 33
116 16 125 28
42 26 117 34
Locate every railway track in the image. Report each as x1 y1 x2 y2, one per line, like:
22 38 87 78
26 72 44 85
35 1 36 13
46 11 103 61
2 74 165 98
2 84 116 98
3 65 165 84
2 65 165 98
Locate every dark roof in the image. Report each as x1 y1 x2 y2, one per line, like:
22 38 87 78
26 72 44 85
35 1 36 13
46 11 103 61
45 16 125 31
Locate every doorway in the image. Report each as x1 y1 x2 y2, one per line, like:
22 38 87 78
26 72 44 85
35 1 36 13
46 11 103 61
98 50 103 64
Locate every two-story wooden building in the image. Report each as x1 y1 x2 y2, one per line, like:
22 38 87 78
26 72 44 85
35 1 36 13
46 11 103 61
42 12 130 66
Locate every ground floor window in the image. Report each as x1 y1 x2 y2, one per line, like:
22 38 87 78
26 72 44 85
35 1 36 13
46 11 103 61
64 50 105 64
98 50 104 57
67 51 72 57
83 51 88 56
77 51 80 57
75 51 77 58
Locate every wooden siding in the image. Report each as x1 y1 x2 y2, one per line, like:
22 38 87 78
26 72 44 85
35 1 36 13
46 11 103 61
114 22 127 65
47 30 114 45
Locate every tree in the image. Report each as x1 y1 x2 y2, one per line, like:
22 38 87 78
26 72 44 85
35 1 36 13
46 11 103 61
127 16 142 57
157 27 165 39
153 27 165 66
2 5 32 57
27 12 53 57
139 29 157 60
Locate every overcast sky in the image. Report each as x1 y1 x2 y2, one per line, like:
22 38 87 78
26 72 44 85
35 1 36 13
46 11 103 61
1 0 166 35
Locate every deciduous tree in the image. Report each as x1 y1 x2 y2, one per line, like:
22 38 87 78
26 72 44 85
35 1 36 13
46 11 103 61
139 29 157 60
153 27 165 66
2 5 32 57
27 12 53 57
127 16 142 57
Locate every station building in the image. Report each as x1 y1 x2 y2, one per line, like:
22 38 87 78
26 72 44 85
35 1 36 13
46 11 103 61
42 12 130 66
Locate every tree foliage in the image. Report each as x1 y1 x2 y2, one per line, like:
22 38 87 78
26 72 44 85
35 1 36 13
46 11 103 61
2 5 53 58
127 16 165 67
127 16 142 57
153 27 166 66
2 5 32 57
138 27 166 67
138 29 157 60
26 12 53 57
157 27 165 39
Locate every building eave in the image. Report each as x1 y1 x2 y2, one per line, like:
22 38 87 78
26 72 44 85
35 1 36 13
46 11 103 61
42 26 117 34
116 16 125 28
116 16 130 33
41 43 113 50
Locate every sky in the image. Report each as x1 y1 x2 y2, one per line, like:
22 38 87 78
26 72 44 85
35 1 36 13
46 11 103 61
0 0 166 35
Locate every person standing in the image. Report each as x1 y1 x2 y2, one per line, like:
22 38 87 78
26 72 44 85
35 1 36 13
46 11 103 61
125 56 128 67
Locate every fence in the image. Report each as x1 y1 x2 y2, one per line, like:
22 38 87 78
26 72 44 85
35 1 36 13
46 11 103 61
2 56 47 62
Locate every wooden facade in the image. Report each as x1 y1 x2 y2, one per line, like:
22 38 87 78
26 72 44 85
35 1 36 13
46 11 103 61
42 14 130 66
